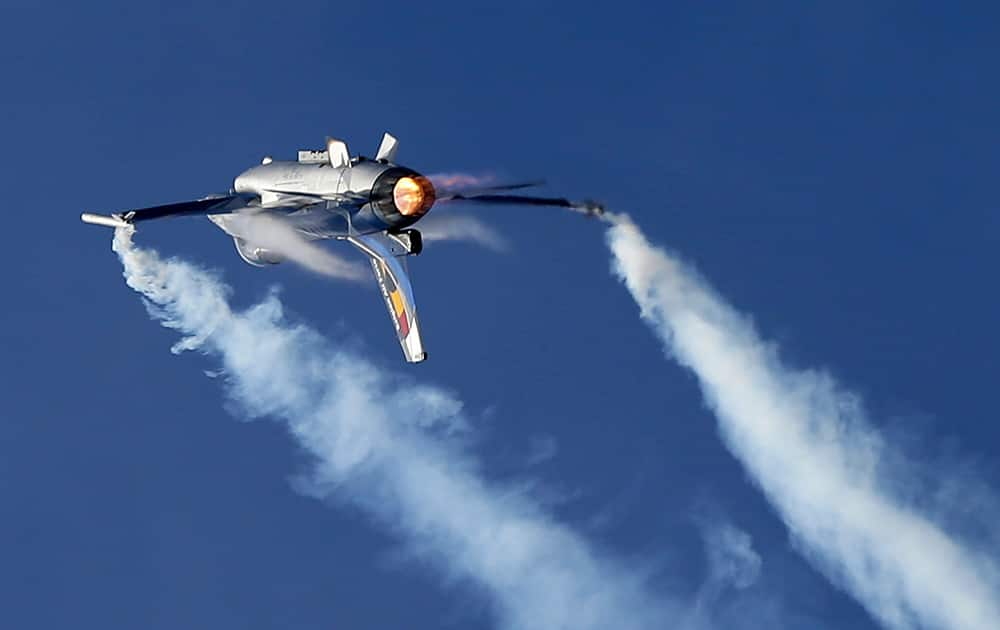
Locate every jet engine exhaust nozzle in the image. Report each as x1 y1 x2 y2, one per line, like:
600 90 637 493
393 176 436 217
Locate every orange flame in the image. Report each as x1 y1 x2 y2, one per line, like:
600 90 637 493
393 176 436 216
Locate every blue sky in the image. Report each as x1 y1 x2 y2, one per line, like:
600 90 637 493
2 2 999 629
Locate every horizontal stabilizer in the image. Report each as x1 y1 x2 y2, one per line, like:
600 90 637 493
346 232 427 363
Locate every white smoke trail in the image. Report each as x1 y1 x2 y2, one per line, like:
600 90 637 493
110 227 675 630
605 214 1000 630
213 212 368 281
428 172 498 193
416 213 509 252
699 522 761 596
685 519 762 629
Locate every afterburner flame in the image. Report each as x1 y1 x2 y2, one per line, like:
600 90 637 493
394 176 435 216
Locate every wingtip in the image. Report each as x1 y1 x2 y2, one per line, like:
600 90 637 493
81 212 130 229
571 200 605 218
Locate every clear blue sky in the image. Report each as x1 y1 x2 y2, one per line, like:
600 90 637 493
2 2 998 628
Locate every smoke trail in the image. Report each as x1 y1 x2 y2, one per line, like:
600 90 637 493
211 212 367 281
699 521 761 596
110 227 674 630
428 172 498 194
416 213 509 252
684 519 762 629
605 214 1000 630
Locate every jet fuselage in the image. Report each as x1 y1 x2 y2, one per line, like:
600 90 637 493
232 157 435 237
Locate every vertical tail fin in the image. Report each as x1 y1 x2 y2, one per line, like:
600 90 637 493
375 132 399 163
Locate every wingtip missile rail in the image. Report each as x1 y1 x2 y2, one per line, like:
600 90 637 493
570 200 605 218
81 213 130 229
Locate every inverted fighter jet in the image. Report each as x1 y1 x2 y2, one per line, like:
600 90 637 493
82 133 603 363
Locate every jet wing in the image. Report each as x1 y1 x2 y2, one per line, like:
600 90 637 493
82 193 258 228
346 232 427 363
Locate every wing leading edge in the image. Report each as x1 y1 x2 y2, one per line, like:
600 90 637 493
346 233 427 363
81 193 257 228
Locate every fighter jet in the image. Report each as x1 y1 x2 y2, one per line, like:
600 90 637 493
82 133 603 363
